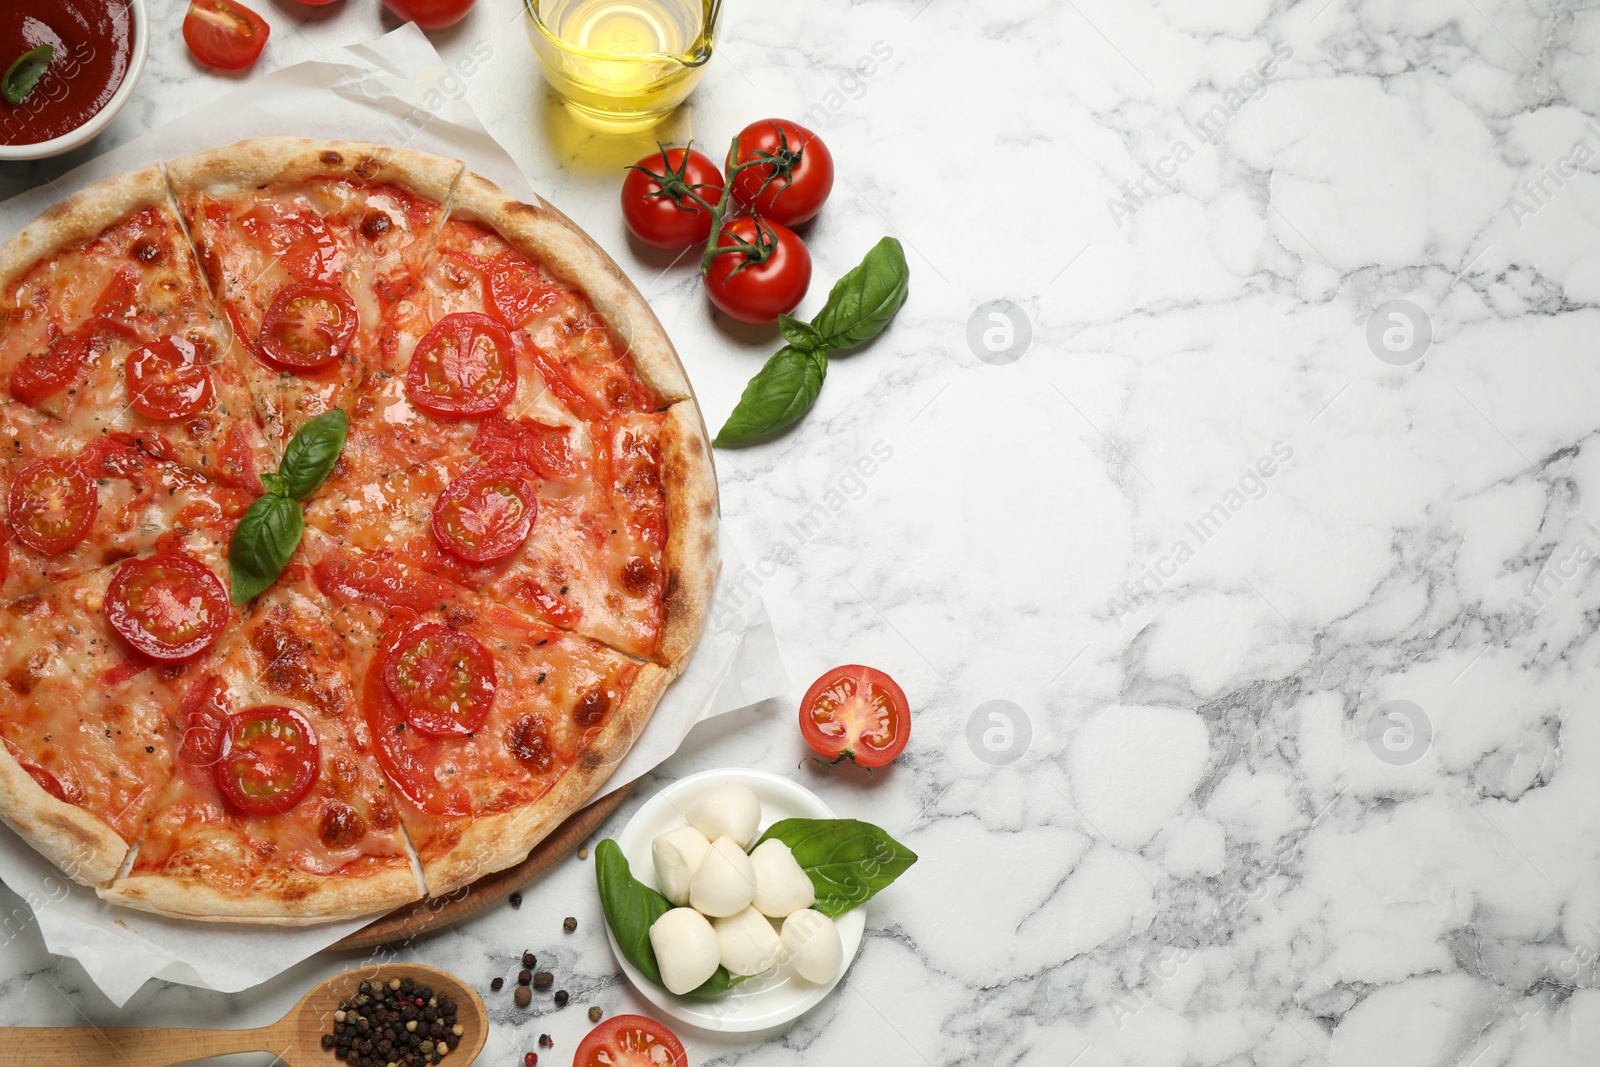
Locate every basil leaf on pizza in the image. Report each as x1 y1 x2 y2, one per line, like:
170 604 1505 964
275 408 348 499
752 818 917 918
809 237 909 351
228 492 304 604
713 346 826 446
595 839 745 996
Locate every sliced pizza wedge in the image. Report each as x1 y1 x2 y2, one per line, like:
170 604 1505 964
167 139 463 446
306 401 713 666
300 530 667 895
102 578 422 923
0 164 272 490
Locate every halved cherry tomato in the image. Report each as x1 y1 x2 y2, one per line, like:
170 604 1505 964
183 0 270 71
126 337 214 421
259 281 358 370
215 706 320 815
487 251 560 327
731 119 834 227
405 312 517 417
104 553 229 662
799 664 910 769
7 459 96 556
240 203 342 281
177 674 232 767
574 1015 687 1067
621 146 725 250
431 466 536 564
704 216 812 326
382 622 497 737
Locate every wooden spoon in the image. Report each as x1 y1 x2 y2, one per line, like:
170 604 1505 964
0 963 488 1067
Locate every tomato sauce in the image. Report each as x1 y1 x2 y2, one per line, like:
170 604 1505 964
0 0 133 146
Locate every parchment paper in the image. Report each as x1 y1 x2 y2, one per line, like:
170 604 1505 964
0 25 788 1007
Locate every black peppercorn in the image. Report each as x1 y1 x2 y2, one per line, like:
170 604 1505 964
554 990 569 1008
518 969 532 986
522 950 536 968
563 916 577 933
490 976 504 991
509 891 522 909
538 1034 552 1049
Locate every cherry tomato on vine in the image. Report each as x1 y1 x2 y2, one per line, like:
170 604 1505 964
182 0 270 71
799 664 910 769
731 119 834 227
621 146 725 250
573 1015 687 1067
703 216 811 326
382 0 476 30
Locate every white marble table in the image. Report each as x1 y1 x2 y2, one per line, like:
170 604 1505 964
4 1 1600 1064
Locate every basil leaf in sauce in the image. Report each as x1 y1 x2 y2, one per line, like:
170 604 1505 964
2 45 52 107
752 818 917 918
275 409 348 499
595 839 745 996
228 493 304 606
713 346 827 447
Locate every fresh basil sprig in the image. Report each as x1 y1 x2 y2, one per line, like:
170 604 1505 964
753 818 917 918
595 839 744 997
228 409 347 605
2 45 52 107
714 237 909 447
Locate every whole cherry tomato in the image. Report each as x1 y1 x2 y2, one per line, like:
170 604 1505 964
620 146 725 250
731 119 834 226
382 0 476 31
703 216 811 326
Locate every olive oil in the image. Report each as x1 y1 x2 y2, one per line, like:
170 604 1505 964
527 0 719 130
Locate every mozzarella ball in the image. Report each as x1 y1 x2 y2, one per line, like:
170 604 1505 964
714 905 783 977
649 907 721 995
652 825 711 907
781 909 843 984
688 835 757 917
685 784 761 848
749 838 815 917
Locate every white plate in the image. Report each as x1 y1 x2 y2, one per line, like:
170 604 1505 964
605 768 865 1033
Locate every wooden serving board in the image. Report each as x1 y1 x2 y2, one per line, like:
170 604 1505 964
332 781 635 951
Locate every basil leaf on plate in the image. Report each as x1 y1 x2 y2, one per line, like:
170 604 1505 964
809 237 910 351
713 346 827 447
275 409 348 499
228 492 304 606
753 818 917 918
595 838 744 996
778 313 824 354
2 45 52 107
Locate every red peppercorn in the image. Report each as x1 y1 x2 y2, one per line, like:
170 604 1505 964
524 1053 538 1067
415 997 424 1006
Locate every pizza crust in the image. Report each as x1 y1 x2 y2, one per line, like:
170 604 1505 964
99 862 423 926
0 742 127 887
657 402 721 671
165 137 463 208
419 664 673 896
447 172 692 405
0 165 168 295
